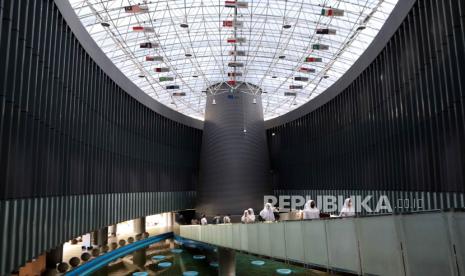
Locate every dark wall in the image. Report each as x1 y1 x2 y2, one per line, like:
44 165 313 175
197 84 271 216
267 0 465 193
0 0 202 199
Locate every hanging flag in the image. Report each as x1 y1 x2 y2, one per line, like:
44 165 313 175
228 50 246 56
223 21 244 28
316 28 337 35
227 37 246 43
236 1 249 8
172 92 186 96
227 80 237 86
305 57 322 62
289 85 303 89
154 67 170 72
159 76 174 82
299 67 316 73
166 85 180 90
228 72 242 77
124 4 149 13
225 1 248 8
321 8 344 16
294 76 309 82
146 55 163 61
140 42 159 48
228 62 244 67
312 44 329 50
284 92 297 96
225 1 236 7
133 26 155 33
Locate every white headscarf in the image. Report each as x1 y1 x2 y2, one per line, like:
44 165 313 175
303 200 320 219
241 210 249 223
339 198 355 217
260 203 275 222
247 208 256 222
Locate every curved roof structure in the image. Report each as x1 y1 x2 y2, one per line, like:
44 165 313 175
69 0 398 120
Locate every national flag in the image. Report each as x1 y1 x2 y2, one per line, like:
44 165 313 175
223 21 243 28
225 1 248 8
146 55 163 61
133 26 155 33
229 50 246 56
228 62 244 67
321 8 344 16
154 67 170 72
312 44 329 50
299 67 316 73
140 42 159 48
236 1 248 8
159 77 174 82
124 5 149 13
305 57 322 62
227 37 246 43
172 92 186 96
316 28 336 35
225 1 236 7
294 76 309 82
289 85 303 89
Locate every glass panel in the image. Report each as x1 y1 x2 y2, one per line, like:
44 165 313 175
69 0 399 120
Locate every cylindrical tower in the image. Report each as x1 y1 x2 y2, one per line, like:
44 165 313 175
197 83 271 216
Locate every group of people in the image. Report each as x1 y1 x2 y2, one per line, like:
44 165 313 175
192 198 355 225
241 203 277 223
302 198 355 219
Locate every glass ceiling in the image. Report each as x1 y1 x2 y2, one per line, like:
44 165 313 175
69 0 398 120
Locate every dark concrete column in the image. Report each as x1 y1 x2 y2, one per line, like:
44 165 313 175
198 83 271 215
133 217 146 234
132 249 147 268
218 247 236 276
97 227 108 246
46 244 63 271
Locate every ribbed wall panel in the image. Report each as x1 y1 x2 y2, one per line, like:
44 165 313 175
197 84 271 215
0 0 202 199
267 0 465 194
0 192 194 275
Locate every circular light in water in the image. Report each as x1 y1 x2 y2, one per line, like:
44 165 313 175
210 261 219 267
183 271 199 276
193 255 206 260
251 260 265 266
276 268 292 275
171 249 183 254
152 255 165 260
158 262 172 268
132 272 148 276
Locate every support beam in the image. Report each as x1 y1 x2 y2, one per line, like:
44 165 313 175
218 247 236 276
133 217 146 234
46 244 63 271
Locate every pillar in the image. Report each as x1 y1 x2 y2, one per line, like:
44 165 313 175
133 217 146 234
198 83 271 215
97 227 108 246
45 244 63 271
218 247 236 276
132 249 147 268
109 224 117 236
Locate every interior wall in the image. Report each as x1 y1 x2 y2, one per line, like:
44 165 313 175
267 0 465 194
